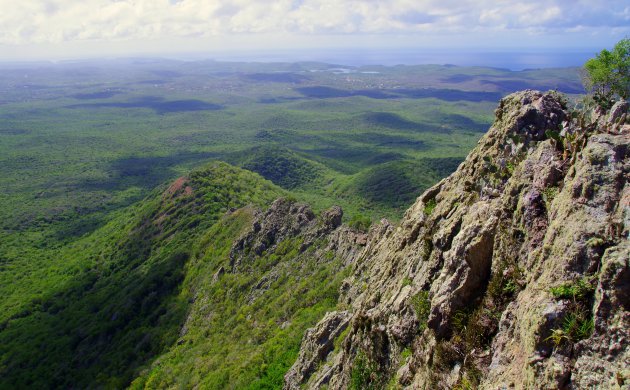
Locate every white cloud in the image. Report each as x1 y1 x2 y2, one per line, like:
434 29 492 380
0 0 627 58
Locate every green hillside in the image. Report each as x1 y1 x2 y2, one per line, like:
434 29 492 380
0 59 585 389
0 163 288 388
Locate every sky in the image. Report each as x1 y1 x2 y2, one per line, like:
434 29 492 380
0 0 629 62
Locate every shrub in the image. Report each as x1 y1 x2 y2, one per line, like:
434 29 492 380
423 199 437 215
548 277 595 347
582 38 630 107
546 307 594 346
410 291 430 331
348 214 371 233
550 278 593 301
349 352 380 390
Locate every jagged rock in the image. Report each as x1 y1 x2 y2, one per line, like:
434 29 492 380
212 266 224 283
321 206 343 230
284 311 351 389
286 91 629 389
229 197 315 269
572 242 630 389
608 99 629 124
389 311 417 344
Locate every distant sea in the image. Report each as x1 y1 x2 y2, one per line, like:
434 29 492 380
207 48 595 71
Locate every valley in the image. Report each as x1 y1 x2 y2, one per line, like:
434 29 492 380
0 59 586 388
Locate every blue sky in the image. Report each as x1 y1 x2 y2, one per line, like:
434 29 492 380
0 0 628 61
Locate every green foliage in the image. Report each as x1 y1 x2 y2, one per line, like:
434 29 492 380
583 38 630 105
337 158 461 217
586 237 605 248
130 201 348 389
545 128 563 144
562 309 594 341
349 214 372 233
545 328 569 347
349 352 381 390
0 163 286 389
550 278 593 301
0 60 585 388
453 373 478 390
423 198 437 215
451 309 472 333
411 291 431 331
232 145 322 189
546 308 594 347
542 186 559 208
333 326 350 351
431 256 523 387
548 277 595 347
400 347 412 361
505 161 516 175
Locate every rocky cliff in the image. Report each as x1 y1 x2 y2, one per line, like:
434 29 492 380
285 91 629 389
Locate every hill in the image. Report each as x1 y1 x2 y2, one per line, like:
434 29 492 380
1 162 288 387
285 91 629 389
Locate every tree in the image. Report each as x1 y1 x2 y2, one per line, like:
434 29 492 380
582 38 630 107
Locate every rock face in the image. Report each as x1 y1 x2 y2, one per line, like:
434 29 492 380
285 91 629 389
229 197 366 272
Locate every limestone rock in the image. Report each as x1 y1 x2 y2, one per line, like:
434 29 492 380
284 311 351 389
608 99 629 125
286 91 629 389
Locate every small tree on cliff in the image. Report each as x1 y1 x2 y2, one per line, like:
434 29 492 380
582 38 629 108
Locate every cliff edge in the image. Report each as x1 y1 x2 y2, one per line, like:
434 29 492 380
285 91 629 389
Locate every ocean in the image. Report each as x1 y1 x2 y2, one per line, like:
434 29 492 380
207 48 595 71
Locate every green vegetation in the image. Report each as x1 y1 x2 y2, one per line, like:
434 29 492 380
349 214 372 232
423 198 437 215
410 291 431 331
550 278 594 301
229 145 322 189
583 38 630 106
0 163 287 388
131 211 347 389
350 351 381 390
546 308 594 347
0 59 584 387
541 186 559 208
430 255 523 388
333 325 351 351
548 278 595 347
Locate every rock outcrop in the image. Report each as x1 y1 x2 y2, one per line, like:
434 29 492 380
285 91 629 389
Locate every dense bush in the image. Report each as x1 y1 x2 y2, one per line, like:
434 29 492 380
583 38 630 107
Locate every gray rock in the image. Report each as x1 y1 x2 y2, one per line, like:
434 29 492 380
284 311 351 389
285 91 629 389
608 99 629 125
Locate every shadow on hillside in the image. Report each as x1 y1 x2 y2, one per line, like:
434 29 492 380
0 224 190 389
243 72 311 83
295 86 502 102
71 90 124 100
66 96 223 114
362 112 451 133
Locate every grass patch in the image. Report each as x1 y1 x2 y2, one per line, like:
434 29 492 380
349 351 382 390
423 199 437 215
547 277 595 347
550 278 593 301
410 291 431 331
349 214 372 233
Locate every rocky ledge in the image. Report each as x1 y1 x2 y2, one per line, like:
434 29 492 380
285 91 629 389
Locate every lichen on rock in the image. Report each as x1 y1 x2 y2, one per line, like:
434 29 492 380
285 90 629 389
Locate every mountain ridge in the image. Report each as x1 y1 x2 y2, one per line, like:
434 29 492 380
284 90 629 389
1 90 627 389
